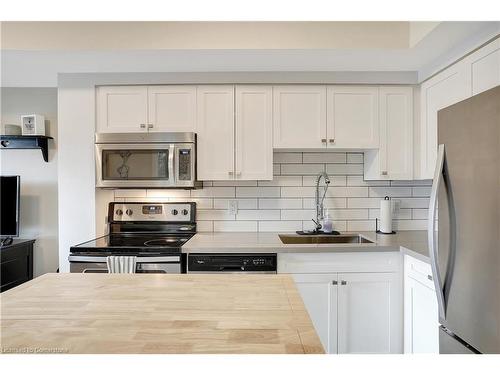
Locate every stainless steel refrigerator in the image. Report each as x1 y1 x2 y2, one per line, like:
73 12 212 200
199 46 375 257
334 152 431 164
428 85 500 354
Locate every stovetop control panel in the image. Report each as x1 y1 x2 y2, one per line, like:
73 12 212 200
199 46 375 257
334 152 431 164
109 202 195 223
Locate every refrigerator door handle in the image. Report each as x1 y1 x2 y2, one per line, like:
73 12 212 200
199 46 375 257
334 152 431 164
428 144 446 320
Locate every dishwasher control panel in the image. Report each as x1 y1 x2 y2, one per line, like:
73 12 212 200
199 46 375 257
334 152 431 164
187 253 277 273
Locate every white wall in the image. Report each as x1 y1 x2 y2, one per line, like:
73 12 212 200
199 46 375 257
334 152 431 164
0 87 59 276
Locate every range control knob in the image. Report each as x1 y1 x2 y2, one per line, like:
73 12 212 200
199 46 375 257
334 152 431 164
171 209 179 216
125 209 133 216
115 209 123 216
182 209 189 216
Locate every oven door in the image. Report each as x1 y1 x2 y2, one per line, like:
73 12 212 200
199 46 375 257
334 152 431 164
95 143 175 188
68 255 181 274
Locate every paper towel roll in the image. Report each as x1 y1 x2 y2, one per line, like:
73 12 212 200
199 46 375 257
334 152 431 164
379 196 393 234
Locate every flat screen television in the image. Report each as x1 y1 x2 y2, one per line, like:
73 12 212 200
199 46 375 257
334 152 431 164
1 176 20 238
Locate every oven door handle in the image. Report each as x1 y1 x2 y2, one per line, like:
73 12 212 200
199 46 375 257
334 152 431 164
68 255 180 263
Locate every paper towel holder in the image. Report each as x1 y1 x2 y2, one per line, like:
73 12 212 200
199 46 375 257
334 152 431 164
376 197 396 234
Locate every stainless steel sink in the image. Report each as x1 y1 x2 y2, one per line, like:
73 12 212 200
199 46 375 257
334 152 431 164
279 234 373 245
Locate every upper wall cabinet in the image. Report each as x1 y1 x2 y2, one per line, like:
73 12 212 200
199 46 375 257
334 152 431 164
365 86 413 180
273 85 327 148
196 86 235 180
147 86 196 132
96 86 149 133
327 86 379 149
467 38 500 96
419 62 472 179
235 86 273 180
96 85 197 133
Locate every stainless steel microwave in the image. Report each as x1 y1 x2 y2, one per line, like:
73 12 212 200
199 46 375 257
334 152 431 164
95 132 200 188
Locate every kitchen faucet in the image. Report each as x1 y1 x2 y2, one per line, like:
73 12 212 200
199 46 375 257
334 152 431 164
313 171 331 232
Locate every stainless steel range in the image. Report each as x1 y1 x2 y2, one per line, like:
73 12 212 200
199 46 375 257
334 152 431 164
69 202 196 273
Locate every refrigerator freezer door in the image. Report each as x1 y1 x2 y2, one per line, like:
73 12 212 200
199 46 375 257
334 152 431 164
439 326 477 354
436 85 500 353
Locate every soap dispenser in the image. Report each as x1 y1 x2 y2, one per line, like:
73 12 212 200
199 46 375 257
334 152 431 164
322 209 333 233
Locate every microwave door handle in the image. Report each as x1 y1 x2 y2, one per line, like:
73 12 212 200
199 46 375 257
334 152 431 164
169 144 175 186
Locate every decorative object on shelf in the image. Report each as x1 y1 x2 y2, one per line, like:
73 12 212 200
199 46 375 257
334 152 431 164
376 196 396 234
0 135 54 162
3 124 22 135
21 114 45 136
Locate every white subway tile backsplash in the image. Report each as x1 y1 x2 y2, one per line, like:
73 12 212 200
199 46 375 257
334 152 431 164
258 221 302 232
273 152 303 163
213 198 258 210
236 210 280 221
326 163 364 176
303 153 346 164
214 221 258 232
281 164 325 175
258 176 303 187
259 198 302 209
236 187 280 198
107 151 431 233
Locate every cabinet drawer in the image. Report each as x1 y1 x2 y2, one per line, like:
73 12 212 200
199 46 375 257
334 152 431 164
404 254 434 290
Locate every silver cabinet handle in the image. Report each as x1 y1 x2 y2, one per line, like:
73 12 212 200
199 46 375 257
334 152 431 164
427 275 433 281
332 280 338 285
228 171 234 176
428 144 446 320
321 139 327 143
236 171 242 177
329 139 335 143
381 171 388 176
140 124 146 129
147 124 153 129
340 280 347 285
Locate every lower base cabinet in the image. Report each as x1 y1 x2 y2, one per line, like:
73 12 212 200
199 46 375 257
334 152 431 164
403 255 439 353
293 271 402 354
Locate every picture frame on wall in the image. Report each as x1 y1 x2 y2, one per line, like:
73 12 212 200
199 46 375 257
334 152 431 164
21 114 45 136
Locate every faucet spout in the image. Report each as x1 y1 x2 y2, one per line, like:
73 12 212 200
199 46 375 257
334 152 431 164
315 171 331 232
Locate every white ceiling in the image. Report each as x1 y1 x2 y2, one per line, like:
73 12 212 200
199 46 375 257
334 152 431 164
1 21 499 87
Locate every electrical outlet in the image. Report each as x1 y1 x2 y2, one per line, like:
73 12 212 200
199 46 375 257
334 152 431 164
228 200 238 215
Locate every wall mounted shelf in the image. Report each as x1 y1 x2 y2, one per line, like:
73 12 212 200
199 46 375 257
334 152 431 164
0 135 54 162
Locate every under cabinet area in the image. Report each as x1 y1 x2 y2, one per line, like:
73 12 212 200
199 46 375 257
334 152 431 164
279 252 403 354
403 254 439 353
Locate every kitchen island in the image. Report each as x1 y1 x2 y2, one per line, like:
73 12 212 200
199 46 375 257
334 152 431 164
0 273 324 354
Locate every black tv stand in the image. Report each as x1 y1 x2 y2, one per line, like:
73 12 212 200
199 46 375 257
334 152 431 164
1 239 35 292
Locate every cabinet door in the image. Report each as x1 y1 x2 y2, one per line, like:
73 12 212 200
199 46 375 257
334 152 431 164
293 274 338 354
196 85 235 180
147 85 196 132
404 277 439 353
235 86 273 180
419 63 471 179
327 86 379 148
96 86 148 133
468 39 500 96
273 85 326 148
365 86 413 180
337 272 402 354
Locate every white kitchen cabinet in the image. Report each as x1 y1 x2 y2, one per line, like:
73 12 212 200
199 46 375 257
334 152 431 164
419 62 471 179
327 86 380 149
96 86 148 133
281 252 402 354
147 85 196 132
293 274 338 354
337 272 401 354
235 86 273 180
365 86 413 180
196 85 235 180
467 38 500 96
273 85 327 148
403 255 439 353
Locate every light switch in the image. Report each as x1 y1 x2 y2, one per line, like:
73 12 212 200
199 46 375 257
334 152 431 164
228 200 238 215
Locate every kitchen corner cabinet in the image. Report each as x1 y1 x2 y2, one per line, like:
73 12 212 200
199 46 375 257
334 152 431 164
364 86 413 180
96 85 197 133
273 85 327 148
196 85 273 181
327 86 379 149
403 255 439 353
280 252 402 354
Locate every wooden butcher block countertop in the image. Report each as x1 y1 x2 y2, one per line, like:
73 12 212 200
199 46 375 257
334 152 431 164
0 273 324 354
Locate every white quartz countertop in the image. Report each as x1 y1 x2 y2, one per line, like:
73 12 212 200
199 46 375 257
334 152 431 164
183 230 429 262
